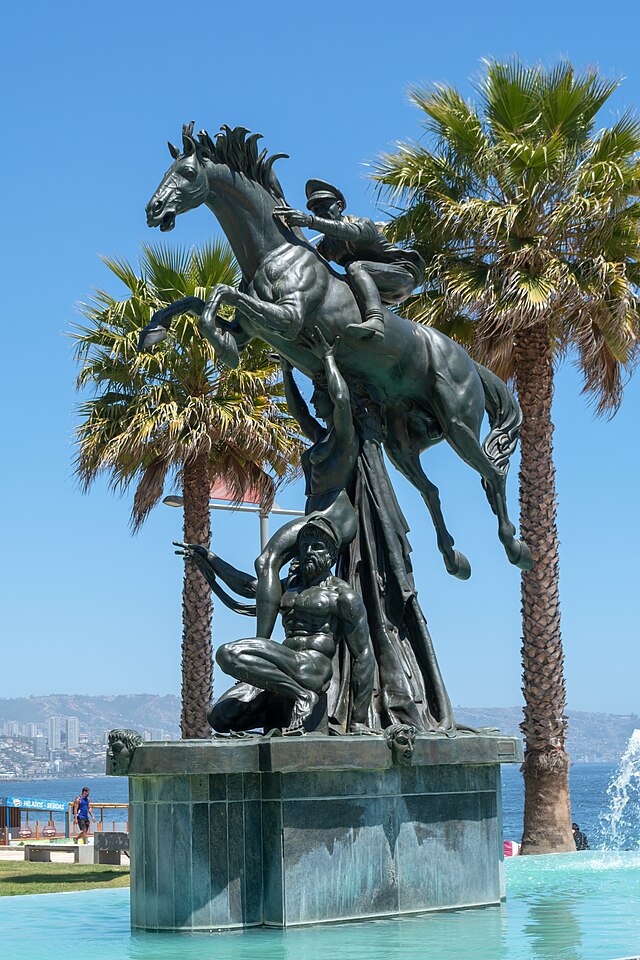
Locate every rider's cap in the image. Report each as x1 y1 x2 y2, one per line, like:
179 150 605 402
305 179 346 212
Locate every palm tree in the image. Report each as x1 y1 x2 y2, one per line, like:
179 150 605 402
372 60 640 852
72 242 304 739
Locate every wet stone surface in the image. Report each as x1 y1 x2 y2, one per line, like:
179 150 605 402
128 734 520 930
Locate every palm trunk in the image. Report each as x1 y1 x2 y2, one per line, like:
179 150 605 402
515 324 574 854
180 450 213 739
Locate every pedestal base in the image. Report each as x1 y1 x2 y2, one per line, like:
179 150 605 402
126 733 522 930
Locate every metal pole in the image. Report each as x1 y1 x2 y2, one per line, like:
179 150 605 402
259 511 269 552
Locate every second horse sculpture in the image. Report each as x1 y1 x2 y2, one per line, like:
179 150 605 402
140 123 531 580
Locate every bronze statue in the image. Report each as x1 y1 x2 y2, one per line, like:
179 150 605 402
273 179 425 341
141 124 532 580
140 122 534 737
177 517 375 733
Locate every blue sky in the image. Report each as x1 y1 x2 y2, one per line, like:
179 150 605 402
2 0 639 715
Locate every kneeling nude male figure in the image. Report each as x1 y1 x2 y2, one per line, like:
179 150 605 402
177 517 374 733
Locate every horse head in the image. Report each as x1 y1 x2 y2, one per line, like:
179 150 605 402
146 121 212 231
146 123 288 236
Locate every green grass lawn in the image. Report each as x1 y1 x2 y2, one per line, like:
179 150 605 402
0 860 130 896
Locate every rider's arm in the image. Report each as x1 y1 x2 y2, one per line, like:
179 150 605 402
307 215 378 244
89 801 96 822
338 587 375 725
323 352 355 446
72 798 79 821
282 364 323 442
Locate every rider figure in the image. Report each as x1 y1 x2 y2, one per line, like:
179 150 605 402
275 179 425 341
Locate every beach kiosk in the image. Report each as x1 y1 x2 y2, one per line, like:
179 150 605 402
1 795 68 842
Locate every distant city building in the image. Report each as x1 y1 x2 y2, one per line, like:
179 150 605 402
32 736 48 758
151 728 165 741
4 721 20 737
66 717 79 749
48 717 61 751
22 723 38 738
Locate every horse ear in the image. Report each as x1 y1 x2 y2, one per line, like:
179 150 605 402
182 121 196 156
167 141 180 160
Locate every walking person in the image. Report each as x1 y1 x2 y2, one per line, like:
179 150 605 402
73 787 95 843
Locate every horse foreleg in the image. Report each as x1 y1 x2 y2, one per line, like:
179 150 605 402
443 418 533 571
137 296 205 351
203 284 304 341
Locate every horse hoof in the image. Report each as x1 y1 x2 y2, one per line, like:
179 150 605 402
446 550 471 580
511 539 533 571
137 325 167 352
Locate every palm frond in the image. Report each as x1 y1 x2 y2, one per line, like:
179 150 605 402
72 243 305 529
372 58 640 409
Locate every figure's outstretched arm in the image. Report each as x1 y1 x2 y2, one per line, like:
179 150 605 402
280 358 323 442
323 350 355 446
174 542 256 597
273 206 377 245
174 542 293 619
307 215 378 244
300 328 355 446
338 587 375 726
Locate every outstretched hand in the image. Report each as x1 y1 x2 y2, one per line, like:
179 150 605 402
299 325 339 359
173 541 210 567
273 205 312 228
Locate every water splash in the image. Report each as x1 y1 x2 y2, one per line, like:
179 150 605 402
598 729 640 850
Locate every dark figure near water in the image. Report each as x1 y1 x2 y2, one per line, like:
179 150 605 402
176 516 375 733
572 822 590 850
274 179 425 341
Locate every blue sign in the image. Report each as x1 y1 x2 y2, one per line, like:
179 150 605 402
2 796 67 812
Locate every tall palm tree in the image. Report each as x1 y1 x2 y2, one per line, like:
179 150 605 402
72 242 304 739
373 60 640 852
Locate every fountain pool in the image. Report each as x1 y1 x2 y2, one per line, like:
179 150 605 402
1 851 639 960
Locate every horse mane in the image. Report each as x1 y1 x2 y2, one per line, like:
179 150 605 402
183 121 288 202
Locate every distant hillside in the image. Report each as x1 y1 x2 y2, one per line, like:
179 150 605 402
0 694 181 738
0 696 637 761
455 706 640 763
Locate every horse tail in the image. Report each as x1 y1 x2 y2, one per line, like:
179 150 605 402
474 361 522 472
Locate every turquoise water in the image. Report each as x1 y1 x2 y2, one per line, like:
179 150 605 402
1 852 639 960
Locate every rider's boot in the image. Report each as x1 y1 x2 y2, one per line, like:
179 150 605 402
345 262 385 341
346 309 385 340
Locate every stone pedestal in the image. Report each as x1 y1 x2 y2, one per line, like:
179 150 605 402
126 733 522 930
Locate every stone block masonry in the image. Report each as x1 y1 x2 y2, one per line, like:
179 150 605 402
127 733 522 930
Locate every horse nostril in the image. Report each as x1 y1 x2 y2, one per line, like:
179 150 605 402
152 199 163 215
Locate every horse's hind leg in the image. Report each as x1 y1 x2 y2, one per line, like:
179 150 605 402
443 417 533 571
385 419 471 581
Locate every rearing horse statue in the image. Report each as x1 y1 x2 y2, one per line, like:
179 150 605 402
141 123 532 579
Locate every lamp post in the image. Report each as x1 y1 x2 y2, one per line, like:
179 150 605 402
162 496 304 551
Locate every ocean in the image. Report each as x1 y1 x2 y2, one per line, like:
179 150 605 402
1 761 625 848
